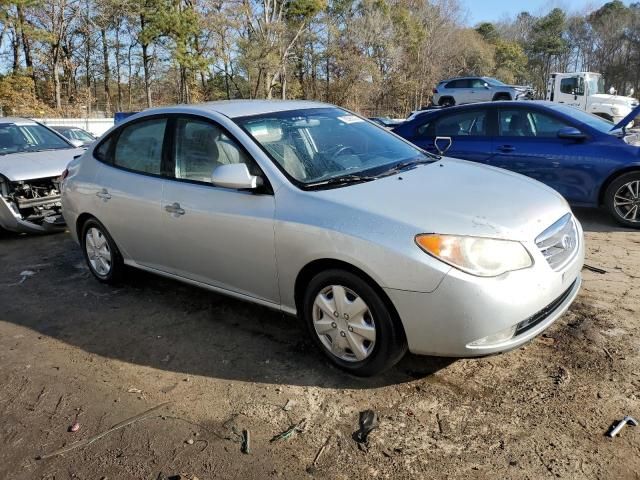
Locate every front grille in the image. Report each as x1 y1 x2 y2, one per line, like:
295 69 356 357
535 213 578 271
515 280 577 336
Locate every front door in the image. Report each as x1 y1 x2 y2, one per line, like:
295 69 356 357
555 76 586 109
491 107 596 204
160 116 279 304
92 117 168 270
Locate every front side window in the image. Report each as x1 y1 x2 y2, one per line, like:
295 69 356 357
113 118 167 174
173 117 252 183
0 123 71 155
470 78 487 88
435 110 487 137
235 108 429 185
560 77 584 95
499 109 571 137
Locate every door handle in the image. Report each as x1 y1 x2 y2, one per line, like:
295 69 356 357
96 188 111 201
164 202 185 216
498 145 515 153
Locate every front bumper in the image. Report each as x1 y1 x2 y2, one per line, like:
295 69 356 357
386 221 585 357
0 195 66 234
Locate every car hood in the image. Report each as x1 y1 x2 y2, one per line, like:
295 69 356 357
0 148 83 181
505 84 532 91
315 158 571 242
589 93 638 107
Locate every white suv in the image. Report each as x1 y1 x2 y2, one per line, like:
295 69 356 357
432 77 533 107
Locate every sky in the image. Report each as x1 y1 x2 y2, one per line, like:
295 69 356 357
460 0 622 25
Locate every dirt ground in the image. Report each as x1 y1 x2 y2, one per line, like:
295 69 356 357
1 207 639 480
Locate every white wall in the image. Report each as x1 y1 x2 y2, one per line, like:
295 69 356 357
36 118 114 137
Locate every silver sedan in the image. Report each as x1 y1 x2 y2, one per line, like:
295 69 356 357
61 101 584 376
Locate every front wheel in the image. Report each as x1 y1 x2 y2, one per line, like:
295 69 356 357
302 269 407 376
605 172 640 228
81 218 125 283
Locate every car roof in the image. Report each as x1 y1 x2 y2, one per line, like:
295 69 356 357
146 100 332 119
0 116 39 125
408 101 567 122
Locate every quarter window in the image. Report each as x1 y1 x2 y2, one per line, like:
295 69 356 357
434 110 487 137
113 118 167 174
174 117 252 183
499 110 571 137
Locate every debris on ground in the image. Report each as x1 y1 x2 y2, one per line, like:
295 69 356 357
270 418 307 443
583 264 607 274
353 410 379 450
312 436 331 467
127 388 142 394
241 429 250 454
553 365 571 386
607 416 638 438
185 438 194 445
37 402 171 460
283 399 295 411
68 422 80 433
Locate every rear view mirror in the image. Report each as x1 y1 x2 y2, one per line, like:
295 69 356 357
557 127 586 140
211 163 260 189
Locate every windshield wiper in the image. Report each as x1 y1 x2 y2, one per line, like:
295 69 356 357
304 173 379 188
379 157 435 175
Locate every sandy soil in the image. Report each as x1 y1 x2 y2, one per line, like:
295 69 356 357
0 207 639 480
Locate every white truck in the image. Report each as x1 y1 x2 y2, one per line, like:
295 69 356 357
546 72 638 125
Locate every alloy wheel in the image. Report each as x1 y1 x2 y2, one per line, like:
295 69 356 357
85 227 112 276
312 285 376 362
613 180 640 223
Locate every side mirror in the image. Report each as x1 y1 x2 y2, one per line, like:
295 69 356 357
69 139 84 148
557 127 586 140
211 163 260 189
483 83 490 89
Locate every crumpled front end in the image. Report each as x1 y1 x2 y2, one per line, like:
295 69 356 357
0 175 66 233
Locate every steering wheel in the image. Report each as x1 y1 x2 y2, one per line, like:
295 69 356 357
331 145 357 159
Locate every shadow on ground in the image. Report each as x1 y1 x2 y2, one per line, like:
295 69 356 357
0 232 453 389
573 207 638 233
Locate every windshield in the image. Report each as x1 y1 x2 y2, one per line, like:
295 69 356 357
235 108 430 186
483 77 506 86
0 123 71 154
550 104 616 133
69 128 95 142
586 75 605 95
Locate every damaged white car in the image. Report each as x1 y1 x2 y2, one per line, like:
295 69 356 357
0 118 83 233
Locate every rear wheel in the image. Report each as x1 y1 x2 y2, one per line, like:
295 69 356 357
438 97 455 108
605 172 640 228
302 269 407 376
81 218 124 283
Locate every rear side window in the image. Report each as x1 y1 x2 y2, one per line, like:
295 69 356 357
113 119 167 174
434 110 487 137
446 79 471 89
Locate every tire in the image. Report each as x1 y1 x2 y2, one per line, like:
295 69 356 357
302 269 407 376
80 217 125 283
604 171 640 228
438 97 455 108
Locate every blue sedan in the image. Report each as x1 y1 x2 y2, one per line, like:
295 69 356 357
393 101 640 227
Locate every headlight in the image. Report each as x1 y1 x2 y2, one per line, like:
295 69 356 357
415 234 532 277
611 107 621 115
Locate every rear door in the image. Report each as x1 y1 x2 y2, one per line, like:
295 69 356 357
160 115 279 304
411 108 495 163
92 116 169 270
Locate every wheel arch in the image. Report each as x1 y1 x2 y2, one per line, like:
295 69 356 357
75 212 96 240
598 166 640 205
492 92 512 101
438 96 455 106
293 258 406 337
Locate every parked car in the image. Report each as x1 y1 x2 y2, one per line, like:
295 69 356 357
0 118 83 233
432 77 533 107
51 126 97 147
368 117 404 128
393 101 640 228
62 101 583 375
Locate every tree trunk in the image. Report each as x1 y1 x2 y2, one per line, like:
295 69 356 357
140 14 152 108
11 26 20 73
114 25 122 111
101 28 111 115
